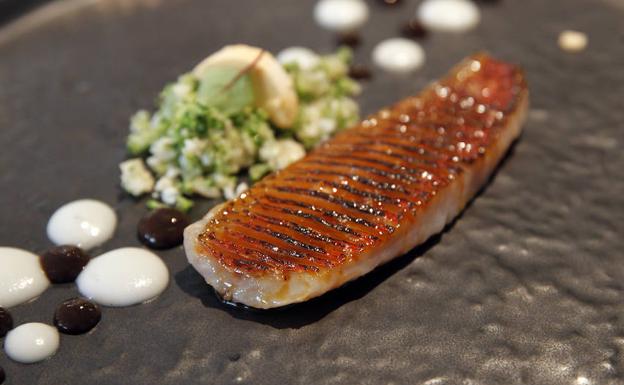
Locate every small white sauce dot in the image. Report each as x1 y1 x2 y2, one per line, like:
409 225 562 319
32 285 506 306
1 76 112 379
558 30 588 53
314 0 369 33
277 47 320 70
372 38 425 74
47 199 117 250
4 323 60 364
77 247 169 307
0 247 50 308
417 0 480 33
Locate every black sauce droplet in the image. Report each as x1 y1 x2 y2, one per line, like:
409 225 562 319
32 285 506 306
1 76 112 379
0 366 5 384
228 353 241 362
54 298 101 335
0 307 14 338
401 19 428 39
40 245 90 283
337 32 361 48
138 208 190 249
349 64 373 80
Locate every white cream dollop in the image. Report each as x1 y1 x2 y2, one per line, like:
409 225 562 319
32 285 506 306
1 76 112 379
314 0 369 33
4 323 60 364
76 247 169 307
558 30 588 53
47 199 117 251
417 0 480 33
0 247 50 308
277 47 320 70
372 38 425 74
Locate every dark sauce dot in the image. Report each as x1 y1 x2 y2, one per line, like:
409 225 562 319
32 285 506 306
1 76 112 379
0 307 14 338
0 366 5 384
54 298 101 335
349 64 373 80
40 245 90 284
401 19 428 39
138 208 190 249
228 353 241 362
336 32 361 48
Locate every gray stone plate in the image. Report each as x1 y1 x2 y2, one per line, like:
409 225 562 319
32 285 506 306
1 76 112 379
1 0 623 384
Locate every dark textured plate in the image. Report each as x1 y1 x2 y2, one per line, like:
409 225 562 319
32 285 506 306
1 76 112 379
1 0 624 384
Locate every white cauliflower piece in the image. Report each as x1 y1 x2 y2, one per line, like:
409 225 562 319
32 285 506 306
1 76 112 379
119 158 155 197
259 139 306 171
182 138 208 157
149 137 176 161
154 176 180 206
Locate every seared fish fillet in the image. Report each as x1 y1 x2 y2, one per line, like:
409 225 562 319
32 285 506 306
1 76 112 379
184 53 529 309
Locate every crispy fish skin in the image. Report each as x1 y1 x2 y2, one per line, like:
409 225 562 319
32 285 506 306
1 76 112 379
184 53 529 309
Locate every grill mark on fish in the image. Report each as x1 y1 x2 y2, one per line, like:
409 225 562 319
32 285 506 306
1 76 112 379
321 152 420 172
233 220 328 256
285 163 433 208
346 137 445 159
272 186 387 217
199 234 276 272
288 167 410 194
316 152 437 181
226 223 334 269
281 176 404 206
305 159 419 183
350 137 469 170
238 233 308 260
262 195 383 235
241 247 300 269
206 228 312 268
254 200 367 240
244 210 350 248
320 143 443 169
217 237 300 269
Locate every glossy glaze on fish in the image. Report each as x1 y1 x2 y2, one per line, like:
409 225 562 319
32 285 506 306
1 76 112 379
184 53 529 309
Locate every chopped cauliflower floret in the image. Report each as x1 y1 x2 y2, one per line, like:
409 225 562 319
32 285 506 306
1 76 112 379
129 110 150 134
150 137 176 161
146 155 169 176
182 138 208 157
223 182 249 200
172 82 193 98
165 167 181 179
259 139 306 171
222 185 236 200
235 182 249 195
155 176 175 192
119 158 155 196
154 176 181 205
187 177 221 198
277 47 321 70
161 187 180 206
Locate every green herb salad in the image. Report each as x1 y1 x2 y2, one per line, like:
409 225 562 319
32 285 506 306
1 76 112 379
120 45 360 211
